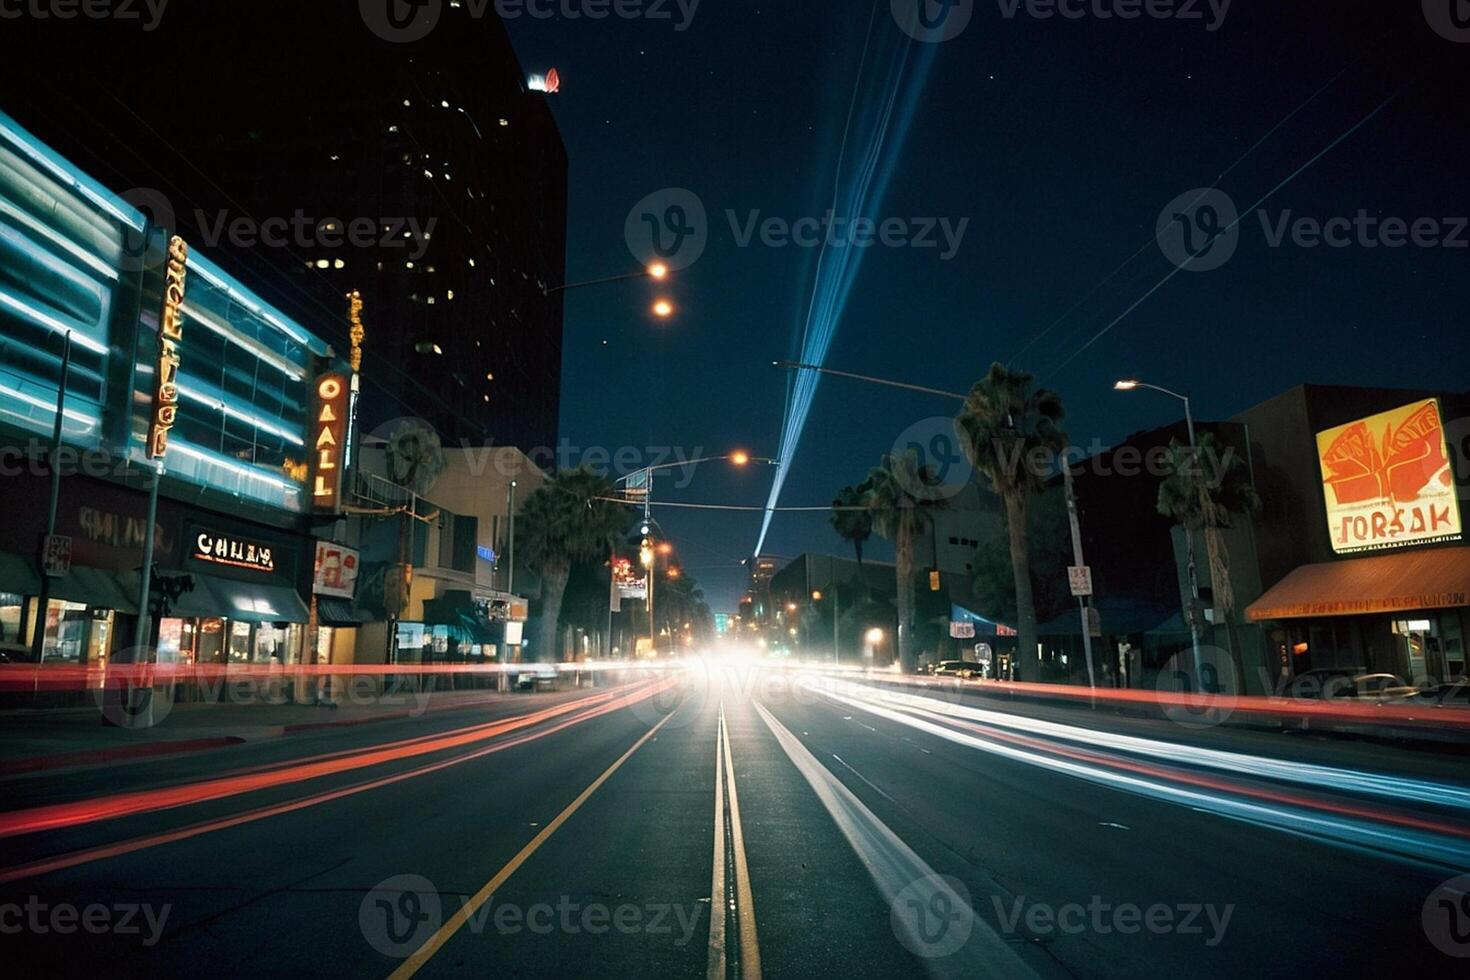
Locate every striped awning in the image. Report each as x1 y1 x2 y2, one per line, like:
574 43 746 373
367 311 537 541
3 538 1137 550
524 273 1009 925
1246 546 1470 621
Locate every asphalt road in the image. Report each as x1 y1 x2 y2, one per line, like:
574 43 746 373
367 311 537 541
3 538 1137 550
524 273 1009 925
1 666 1466 978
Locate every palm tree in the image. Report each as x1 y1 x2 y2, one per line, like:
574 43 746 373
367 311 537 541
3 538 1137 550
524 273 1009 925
863 451 947 673
831 479 874 572
516 467 632 660
954 363 1066 682
1157 432 1261 685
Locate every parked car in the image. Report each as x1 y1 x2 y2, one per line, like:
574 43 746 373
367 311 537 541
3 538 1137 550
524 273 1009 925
1283 668 1418 702
932 660 987 679
515 666 558 692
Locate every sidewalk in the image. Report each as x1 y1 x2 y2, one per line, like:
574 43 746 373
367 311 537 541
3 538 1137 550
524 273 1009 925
0 686 537 775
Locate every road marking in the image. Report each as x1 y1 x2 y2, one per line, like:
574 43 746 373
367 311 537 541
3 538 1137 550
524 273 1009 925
706 704 728 980
387 709 675 979
719 702 763 980
751 699 1039 979
0 683 674 885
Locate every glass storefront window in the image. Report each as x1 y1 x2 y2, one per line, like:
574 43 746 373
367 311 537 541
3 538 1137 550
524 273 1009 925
1443 613 1465 679
158 618 187 663
227 621 252 662
0 592 24 653
253 624 283 663
197 618 224 663
315 625 334 665
42 600 89 663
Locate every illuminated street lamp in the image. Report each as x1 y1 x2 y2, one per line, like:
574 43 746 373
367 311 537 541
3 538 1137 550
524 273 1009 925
1114 377 1203 675
865 627 885 645
543 263 670 296
652 299 675 319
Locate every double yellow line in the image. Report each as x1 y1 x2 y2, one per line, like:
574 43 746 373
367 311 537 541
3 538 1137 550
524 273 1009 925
388 711 675 979
709 701 762 980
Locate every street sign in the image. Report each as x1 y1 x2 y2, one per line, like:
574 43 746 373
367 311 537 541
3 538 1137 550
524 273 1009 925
1068 565 1094 597
41 534 72 578
949 620 975 639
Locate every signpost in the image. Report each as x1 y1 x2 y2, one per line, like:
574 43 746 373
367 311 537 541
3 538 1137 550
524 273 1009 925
1068 565 1094 597
41 534 72 578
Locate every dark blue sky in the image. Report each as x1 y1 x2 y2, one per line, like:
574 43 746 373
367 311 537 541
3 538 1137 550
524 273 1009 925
504 2 1469 608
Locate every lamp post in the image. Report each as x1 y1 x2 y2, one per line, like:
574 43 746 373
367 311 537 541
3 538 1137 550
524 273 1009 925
542 262 669 296
1114 379 1204 680
615 452 777 525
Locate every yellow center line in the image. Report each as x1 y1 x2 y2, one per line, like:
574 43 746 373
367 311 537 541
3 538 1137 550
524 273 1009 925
706 702 728 980
387 709 676 980
720 703 763 980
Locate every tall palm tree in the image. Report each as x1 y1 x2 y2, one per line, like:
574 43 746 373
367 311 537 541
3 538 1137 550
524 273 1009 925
1157 432 1261 685
516 467 632 660
954 363 1066 682
831 479 874 573
863 451 947 673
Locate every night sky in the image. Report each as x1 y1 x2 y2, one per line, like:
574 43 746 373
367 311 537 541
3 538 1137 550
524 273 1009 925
504 2 1469 609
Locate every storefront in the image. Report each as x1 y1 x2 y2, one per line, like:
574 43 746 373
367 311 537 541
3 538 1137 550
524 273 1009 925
154 518 311 666
1243 395 1467 685
1246 546 1469 683
311 540 367 666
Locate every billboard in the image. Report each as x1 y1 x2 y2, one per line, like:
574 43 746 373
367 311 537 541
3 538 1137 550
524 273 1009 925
314 541 360 599
1316 399 1462 554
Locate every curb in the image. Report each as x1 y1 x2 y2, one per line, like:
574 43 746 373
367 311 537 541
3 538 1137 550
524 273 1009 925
0 736 247 776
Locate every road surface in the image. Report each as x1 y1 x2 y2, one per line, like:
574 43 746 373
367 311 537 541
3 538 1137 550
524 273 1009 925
1 666 1466 977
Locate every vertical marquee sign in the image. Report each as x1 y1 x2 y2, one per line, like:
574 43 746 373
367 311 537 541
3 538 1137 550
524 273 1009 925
345 290 365 468
147 236 190 459
312 372 350 511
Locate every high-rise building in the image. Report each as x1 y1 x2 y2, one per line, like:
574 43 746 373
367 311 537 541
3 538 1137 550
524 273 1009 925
0 1 568 450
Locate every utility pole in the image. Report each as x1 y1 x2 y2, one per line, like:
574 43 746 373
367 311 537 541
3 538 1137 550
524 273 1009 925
1062 463 1097 691
506 480 517 595
32 330 72 666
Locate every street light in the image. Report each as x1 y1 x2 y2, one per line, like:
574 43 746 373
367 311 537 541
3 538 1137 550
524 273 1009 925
1113 377 1203 677
652 299 675 319
543 263 670 296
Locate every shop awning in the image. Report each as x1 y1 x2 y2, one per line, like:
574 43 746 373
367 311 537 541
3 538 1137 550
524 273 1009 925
0 552 41 596
152 573 310 624
1246 547 1470 622
423 594 496 644
48 566 139 614
316 596 372 627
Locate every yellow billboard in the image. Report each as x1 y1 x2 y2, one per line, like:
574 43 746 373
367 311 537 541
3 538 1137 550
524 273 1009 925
1316 399 1462 554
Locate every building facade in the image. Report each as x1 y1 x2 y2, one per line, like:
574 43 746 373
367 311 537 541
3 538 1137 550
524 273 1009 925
2 1 568 452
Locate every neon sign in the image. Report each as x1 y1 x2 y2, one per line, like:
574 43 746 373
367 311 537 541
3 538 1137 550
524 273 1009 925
147 236 189 459
312 373 349 512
